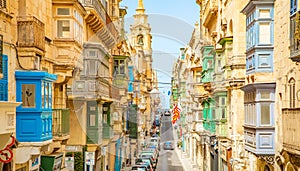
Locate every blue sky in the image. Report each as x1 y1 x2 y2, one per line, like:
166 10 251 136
120 0 199 108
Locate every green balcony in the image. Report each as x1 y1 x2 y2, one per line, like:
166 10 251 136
103 124 114 139
218 123 228 137
52 109 70 137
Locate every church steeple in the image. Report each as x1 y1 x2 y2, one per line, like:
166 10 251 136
136 0 145 14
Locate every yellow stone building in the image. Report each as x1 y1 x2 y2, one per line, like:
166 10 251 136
129 0 153 137
274 0 300 170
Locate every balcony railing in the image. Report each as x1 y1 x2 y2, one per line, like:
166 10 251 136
17 16 45 51
113 75 128 88
52 109 70 137
81 0 119 48
202 0 218 27
103 124 114 139
282 108 300 151
80 0 106 22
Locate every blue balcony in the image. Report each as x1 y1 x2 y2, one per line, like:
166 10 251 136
15 71 57 142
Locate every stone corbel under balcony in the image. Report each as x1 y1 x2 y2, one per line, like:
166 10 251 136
203 6 218 27
15 140 52 164
258 155 275 166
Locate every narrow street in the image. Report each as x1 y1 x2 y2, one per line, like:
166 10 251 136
156 116 184 171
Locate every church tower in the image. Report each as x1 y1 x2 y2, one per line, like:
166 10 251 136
130 0 152 56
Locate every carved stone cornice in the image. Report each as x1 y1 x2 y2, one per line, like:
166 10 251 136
258 155 275 165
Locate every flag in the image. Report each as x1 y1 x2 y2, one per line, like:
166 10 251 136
172 103 181 124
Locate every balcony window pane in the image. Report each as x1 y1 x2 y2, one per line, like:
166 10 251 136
90 115 96 126
258 54 270 67
22 84 36 108
261 91 270 99
57 20 70 38
57 8 70 15
259 9 270 18
261 104 270 125
259 23 271 44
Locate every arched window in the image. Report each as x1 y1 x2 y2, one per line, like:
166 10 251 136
137 34 144 45
289 78 296 108
286 162 296 171
264 165 270 171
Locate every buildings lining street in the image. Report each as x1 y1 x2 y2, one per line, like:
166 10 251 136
1 0 300 171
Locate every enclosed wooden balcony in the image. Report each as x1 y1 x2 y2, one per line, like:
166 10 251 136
111 85 120 101
81 0 119 48
202 0 218 27
290 15 300 62
17 16 45 51
282 108 300 151
192 83 205 98
103 124 114 139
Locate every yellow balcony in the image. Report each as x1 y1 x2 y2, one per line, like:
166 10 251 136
202 0 218 27
81 0 119 48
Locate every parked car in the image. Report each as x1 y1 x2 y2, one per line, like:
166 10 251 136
135 159 153 171
164 111 171 116
130 165 149 171
139 154 157 168
163 141 174 150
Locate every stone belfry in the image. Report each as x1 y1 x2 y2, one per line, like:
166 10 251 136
130 0 152 56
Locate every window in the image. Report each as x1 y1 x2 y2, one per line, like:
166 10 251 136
207 60 212 69
22 84 36 108
89 115 96 126
194 70 201 83
258 54 270 67
261 103 270 125
217 59 221 72
114 59 125 75
247 55 255 70
259 9 270 18
260 91 270 99
259 23 271 44
57 20 70 38
0 0 7 9
289 78 296 108
74 9 83 43
87 60 97 75
57 8 70 15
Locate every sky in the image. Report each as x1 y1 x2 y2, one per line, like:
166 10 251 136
120 0 199 108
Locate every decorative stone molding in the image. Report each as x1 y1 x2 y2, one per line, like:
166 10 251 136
259 155 275 165
290 154 300 167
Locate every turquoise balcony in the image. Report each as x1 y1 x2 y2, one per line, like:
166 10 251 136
103 124 114 139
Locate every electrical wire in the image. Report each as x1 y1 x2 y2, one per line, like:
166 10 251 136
3 41 30 70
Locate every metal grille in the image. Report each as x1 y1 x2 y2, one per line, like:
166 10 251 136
0 0 6 9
